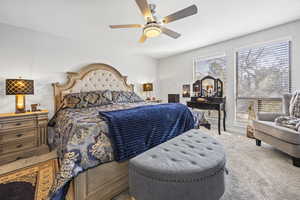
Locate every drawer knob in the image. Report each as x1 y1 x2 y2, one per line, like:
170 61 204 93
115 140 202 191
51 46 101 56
16 134 23 137
16 157 22 160
16 144 23 148
15 122 22 126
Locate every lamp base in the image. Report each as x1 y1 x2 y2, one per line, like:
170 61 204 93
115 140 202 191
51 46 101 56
15 95 26 114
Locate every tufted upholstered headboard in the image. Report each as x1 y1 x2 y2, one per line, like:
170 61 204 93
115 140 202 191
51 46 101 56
52 63 134 112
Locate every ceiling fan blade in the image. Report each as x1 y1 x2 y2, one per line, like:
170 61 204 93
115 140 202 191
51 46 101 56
110 24 142 29
135 0 153 21
163 5 198 24
139 34 147 43
161 27 181 39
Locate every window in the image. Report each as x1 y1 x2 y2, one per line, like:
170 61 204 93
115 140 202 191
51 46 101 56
194 55 226 119
236 40 291 122
194 55 226 89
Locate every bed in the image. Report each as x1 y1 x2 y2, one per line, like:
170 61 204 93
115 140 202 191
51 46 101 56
51 63 138 200
49 63 205 200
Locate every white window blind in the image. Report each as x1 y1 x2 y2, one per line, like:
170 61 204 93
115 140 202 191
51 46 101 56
236 41 291 122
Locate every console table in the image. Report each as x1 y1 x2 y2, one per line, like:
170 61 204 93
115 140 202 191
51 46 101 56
187 97 226 135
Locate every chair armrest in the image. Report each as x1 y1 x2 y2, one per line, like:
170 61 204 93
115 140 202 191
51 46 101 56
256 112 285 122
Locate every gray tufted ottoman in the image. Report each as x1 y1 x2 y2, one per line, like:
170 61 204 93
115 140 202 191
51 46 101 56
129 129 226 200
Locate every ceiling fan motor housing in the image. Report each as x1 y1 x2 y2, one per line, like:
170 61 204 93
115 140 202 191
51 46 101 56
143 23 161 38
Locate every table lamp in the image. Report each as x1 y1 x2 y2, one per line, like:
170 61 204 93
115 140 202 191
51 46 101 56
143 83 153 100
6 78 34 113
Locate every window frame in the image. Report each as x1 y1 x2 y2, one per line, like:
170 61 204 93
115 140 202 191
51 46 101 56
193 53 227 82
234 39 292 122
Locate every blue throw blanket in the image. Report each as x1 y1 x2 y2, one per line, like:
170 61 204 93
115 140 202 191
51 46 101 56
100 103 195 161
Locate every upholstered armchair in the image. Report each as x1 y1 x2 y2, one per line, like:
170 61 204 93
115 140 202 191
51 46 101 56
253 94 300 167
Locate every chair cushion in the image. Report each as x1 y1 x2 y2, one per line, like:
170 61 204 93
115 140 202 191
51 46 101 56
253 120 300 144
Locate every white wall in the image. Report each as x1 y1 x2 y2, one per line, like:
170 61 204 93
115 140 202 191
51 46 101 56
0 23 158 117
158 20 300 129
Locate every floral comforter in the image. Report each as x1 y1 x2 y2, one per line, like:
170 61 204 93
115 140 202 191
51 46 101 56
48 102 206 199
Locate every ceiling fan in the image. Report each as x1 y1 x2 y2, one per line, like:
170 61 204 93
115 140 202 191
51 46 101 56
109 0 198 43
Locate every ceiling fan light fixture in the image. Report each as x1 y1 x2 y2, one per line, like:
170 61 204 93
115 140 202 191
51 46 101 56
143 23 161 38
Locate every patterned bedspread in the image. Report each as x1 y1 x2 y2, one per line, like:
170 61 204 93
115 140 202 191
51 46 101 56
48 102 206 199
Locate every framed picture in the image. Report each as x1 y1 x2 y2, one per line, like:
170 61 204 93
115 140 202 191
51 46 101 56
182 84 191 98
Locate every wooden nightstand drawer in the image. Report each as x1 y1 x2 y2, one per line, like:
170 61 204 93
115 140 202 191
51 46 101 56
0 129 36 144
0 149 37 166
0 119 36 132
0 138 36 155
0 110 49 165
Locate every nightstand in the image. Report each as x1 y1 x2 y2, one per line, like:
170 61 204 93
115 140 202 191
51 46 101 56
0 110 49 165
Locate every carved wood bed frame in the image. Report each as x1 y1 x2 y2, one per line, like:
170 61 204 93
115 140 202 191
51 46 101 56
52 63 133 200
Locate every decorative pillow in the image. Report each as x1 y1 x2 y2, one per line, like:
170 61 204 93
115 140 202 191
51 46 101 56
111 91 130 103
64 93 87 109
289 91 300 118
63 90 113 109
129 92 144 103
112 91 144 103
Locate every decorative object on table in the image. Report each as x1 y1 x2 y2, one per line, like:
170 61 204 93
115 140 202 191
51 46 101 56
248 103 256 121
146 97 162 103
198 75 223 98
0 110 49 165
30 104 41 112
0 156 58 200
196 97 207 102
246 103 256 139
143 83 153 100
5 78 34 114
182 84 191 98
168 94 180 103
146 99 162 103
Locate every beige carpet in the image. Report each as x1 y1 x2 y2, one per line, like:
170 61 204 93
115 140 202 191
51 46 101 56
113 130 300 200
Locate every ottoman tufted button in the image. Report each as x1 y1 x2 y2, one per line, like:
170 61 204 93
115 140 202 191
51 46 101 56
188 145 195 149
181 151 187 155
190 161 197 165
151 155 157 159
171 158 178 162
206 147 213 151
199 153 206 157
163 148 170 152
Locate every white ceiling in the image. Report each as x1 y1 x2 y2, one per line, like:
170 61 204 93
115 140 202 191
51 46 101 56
0 0 300 59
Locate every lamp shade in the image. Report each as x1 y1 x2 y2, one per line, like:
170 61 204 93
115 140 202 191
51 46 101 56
143 83 153 92
6 79 34 95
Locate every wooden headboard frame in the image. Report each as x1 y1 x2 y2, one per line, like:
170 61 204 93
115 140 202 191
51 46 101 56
52 63 134 112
